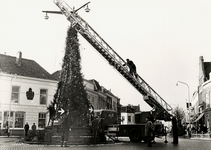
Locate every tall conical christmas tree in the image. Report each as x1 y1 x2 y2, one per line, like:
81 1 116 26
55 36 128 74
56 26 91 128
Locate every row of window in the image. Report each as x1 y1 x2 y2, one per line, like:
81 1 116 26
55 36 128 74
1 111 46 129
121 115 132 123
11 86 48 105
88 94 118 110
205 91 211 108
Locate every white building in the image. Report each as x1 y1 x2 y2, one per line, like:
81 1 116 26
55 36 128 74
0 52 57 135
121 112 135 124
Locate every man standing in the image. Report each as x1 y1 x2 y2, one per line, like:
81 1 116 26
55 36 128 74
61 117 70 147
123 59 137 78
171 116 178 144
202 124 208 133
32 123 36 140
145 117 154 147
24 122 29 137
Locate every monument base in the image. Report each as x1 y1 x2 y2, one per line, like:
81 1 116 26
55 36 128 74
48 125 97 145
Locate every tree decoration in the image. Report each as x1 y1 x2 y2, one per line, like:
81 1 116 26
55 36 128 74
49 26 91 129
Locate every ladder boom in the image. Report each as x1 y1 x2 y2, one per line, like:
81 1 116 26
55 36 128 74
54 0 172 120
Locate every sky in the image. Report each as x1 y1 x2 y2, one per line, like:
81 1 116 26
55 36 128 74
1 0 211 111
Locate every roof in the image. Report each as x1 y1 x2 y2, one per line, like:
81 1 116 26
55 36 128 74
0 53 54 80
204 62 211 80
89 79 102 91
51 70 61 80
51 70 119 97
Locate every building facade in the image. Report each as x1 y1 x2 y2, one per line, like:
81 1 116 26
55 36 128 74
51 71 120 112
193 56 211 132
0 52 57 135
0 52 120 135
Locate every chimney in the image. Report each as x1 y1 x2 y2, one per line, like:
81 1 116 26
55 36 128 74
16 51 22 66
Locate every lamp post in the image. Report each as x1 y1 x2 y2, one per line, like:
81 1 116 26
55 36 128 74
176 81 191 125
42 1 90 19
9 74 17 135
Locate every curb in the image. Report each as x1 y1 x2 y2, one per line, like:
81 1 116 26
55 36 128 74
190 138 211 140
0 136 20 138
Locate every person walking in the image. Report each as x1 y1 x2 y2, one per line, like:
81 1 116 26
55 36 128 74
24 122 29 137
171 116 178 144
3 121 10 137
145 117 154 147
123 59 137 78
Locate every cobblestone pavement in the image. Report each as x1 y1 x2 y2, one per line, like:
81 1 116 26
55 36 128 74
0 136 22 144
1 143 90 150
1 136 211 150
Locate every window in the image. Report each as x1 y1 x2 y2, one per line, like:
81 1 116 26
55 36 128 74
209 91 211 108
0 111 2 121
3 111 25 128
3 111 14 128
40 89 47 105
92 96 94 103
205 92 209 108
87 95 90 101
113 101 117 111
128 116 131 123
15 112 24 128
11 86 20 103
106 96 112 109
38 113 46 128
121 116 125 122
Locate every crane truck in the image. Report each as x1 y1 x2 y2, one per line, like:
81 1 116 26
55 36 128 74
53 0 173 143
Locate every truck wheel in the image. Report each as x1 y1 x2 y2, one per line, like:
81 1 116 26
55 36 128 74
129 128 141 142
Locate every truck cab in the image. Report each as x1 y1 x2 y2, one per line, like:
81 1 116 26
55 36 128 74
117 111 165 142
93 110 166 142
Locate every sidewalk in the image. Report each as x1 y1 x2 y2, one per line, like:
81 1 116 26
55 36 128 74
0 136 23 145
190 133 211 140
1 134 210 146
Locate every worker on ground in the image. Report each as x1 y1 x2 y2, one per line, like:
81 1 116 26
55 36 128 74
145 117 154 147
171 115 178 144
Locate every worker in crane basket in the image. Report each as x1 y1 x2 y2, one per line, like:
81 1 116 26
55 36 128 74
123 58 137 78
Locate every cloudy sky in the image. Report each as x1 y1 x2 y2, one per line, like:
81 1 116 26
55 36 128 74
1 0 211 111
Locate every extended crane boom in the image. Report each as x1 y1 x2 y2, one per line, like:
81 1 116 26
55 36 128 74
53 0 172 120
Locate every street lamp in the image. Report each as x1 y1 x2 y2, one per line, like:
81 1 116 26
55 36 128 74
73 2 90 13
9 74 17 135
42 11 62 20
42 1 90 19
176 81 191 124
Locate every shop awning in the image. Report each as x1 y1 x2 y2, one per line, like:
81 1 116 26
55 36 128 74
193 113 204 123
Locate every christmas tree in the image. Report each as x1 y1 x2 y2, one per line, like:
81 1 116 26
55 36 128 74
49 26 91 129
